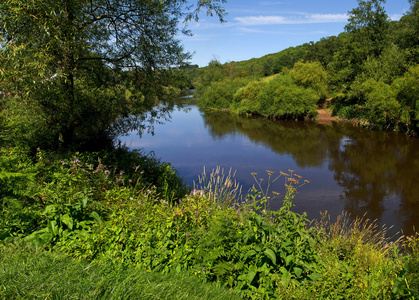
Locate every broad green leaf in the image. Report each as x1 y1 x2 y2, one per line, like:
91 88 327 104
293 267 303 278
247 265 257 284
244 249 257 260
47 220 59 236
285 254 294 266
264 248 277 265
61 214 73 230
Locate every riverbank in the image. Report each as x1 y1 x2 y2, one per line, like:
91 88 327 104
1 146 418 299
316 108 339 124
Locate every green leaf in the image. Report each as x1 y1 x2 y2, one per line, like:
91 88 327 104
285 254 294 266
293 267 303 278
61 214 73 230
264 248 277 265
81 196 88 208
43 205 57 215
90 211 102 224
47 220 59 236
247 265 257 284
244 249 257 261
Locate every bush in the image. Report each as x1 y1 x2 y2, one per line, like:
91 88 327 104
0 146 187 247
232 80 266 114
255 75 318 119
348 78 401 129
198 77 251 110
290 61 328 101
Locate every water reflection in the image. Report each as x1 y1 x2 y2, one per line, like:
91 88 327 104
122 105 419 237
202 110 419 237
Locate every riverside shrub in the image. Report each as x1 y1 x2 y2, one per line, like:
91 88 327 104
252 75 318 119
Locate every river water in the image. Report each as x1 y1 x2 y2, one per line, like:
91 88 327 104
120 104 419 238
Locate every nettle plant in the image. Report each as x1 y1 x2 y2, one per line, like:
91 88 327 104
191 170 321 299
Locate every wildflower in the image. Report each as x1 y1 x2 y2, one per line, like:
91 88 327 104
288 169 294 173
288 178 298 184
304 180 310 183
280 171 290 177
251 172 257 176
294 174 302 179
266 170 275 176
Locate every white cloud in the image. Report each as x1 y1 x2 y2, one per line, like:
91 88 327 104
235 13 348 25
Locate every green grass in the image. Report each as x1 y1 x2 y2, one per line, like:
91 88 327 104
0 246 242 300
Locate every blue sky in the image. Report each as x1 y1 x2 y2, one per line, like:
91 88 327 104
180 0 411 67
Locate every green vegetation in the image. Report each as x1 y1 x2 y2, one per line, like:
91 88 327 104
1 0 419 298
0 147 419 299
192 0 419 135
197 61 326 120
0 0 226 150
0 247 241 300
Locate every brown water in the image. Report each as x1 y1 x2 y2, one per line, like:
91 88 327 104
120 104 419 238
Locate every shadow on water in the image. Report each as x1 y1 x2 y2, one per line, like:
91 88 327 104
122 104 419 238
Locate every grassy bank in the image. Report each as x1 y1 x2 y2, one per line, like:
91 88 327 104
1 146 418 299
0 246 241 300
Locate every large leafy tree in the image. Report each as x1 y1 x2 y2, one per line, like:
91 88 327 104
0 0 226 149
345 0 389 58
327 0 389 89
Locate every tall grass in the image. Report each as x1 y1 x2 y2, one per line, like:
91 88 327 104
193 166 242 206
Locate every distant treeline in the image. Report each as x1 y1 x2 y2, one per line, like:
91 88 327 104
184 0 419 135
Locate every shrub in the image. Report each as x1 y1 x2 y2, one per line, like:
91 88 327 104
232 80 266 114
290 61 328 101
199 77 251 109
349 78 401 128
255 75 318 119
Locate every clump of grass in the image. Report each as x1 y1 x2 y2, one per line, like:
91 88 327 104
318 212 400 251
193 166 242 206
281 212 403 299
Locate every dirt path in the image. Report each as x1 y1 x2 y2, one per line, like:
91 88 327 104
315 97 340 124
316 108 339 124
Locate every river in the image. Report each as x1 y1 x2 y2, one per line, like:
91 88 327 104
119 103 419 238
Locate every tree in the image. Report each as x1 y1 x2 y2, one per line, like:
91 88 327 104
0 0 226 149
392 0 419 64
345 0 389 58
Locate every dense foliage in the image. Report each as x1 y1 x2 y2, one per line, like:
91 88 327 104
1 0 419 298
192 0 419 135
0 0 226 150
197 61 326 120
1 147 419 299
